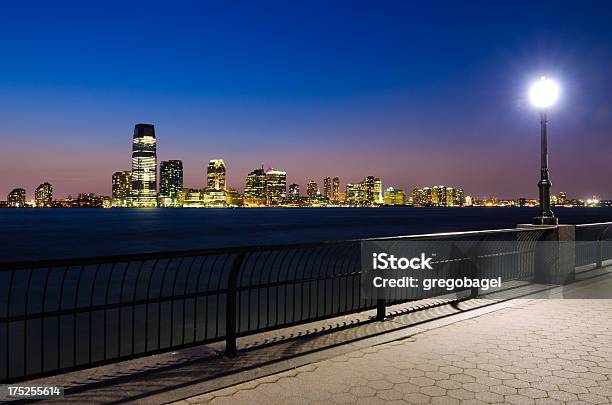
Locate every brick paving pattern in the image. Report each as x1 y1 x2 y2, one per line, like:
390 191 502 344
175 299 612 404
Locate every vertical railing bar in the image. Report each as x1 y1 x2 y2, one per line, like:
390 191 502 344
156 259 174 351
242 251 263 333
56 266 70 370
130 261 146 356
116 261 132 357
192 256 208 342
39 267 51 373
272 249 291 328
88 263 102 364
72 264 86 368
214 255 231 340
281 249 303 325
225 253 245 357
255 251 274 330
203 255 221 342
263 250 284 330
144 259 161 352
4 269 15 379
180 256 197 345
290 249 308 324
169 257 185 347
102 262 118 361
22 268 34 377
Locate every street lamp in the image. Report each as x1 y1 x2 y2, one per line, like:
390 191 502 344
529 76 559 225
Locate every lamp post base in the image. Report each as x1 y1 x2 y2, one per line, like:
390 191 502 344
532 216 558 225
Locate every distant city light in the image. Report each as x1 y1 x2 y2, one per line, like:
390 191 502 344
529 77 559 108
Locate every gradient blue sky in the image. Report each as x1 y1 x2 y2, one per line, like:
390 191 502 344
1 0 611 199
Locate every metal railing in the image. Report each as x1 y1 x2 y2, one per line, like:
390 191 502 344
575 223 612 269
0 224 609 383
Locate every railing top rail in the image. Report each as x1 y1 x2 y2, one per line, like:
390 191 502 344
0 226 556 270
575 222 612 228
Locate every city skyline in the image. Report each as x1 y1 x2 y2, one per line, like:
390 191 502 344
1 1 612 199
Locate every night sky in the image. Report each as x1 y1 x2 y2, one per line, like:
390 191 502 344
1 0 611 200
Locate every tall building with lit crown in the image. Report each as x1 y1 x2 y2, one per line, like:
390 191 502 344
207 159 226 190
244 167 267 206
159 160 183 206
131 123 157 207
383 187 406 206
332 177 340 202
265 169 287 206
323 177 332 200
8 188 26 207
35 182 53 207
307 180 318 198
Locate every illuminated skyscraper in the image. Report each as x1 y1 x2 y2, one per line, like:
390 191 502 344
244 167 267 206
112 171 132 207
131 124 157 207
265 169 287 206
8 188 26 207
307 180 318 198
159 160 183 206
207 159 226 190
332 177 340 202
323 177 332 200
373 178 383 204
35 182 53 207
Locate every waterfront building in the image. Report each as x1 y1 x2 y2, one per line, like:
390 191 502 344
288 183 300 197
265 169 287 206
159 160 183 207
346 183 366 205
307 180 318 198
207 159 226 190
112 171 132 207
35 182 53 207
465 195 474 206
383 187 406 206
373 178 383 204
432 185 446 207
131 123 158 207
323 177 332 200
332 177 340 202
226 188 244 207
77 193 104 208
7 188 26 208
183 188 204 208
244 167 267 206
202 188 227 207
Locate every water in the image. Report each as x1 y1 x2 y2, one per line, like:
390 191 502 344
1 207 612 262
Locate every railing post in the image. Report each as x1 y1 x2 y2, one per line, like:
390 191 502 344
376 299 386 321
225 253 245 357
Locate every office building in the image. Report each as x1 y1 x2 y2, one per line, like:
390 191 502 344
332 177 340 202
159 160 183 206
131 123 157 207
244 167 267 206
112 171 132 207
7 188 26 208
207 159 226 190
383 187 406 206
35 182 53 207
265 169 287 206
307 180 318 198
323 177 332 200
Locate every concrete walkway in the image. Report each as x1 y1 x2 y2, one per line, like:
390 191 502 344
175 277 612 404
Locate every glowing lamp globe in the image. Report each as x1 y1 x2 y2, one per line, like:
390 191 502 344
529 77 559 108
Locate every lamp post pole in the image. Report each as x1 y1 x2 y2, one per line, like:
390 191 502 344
533 109 558 225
